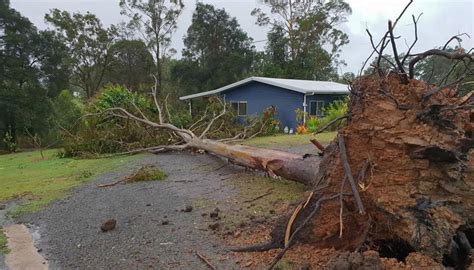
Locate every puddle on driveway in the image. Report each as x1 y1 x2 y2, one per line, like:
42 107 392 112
4 224 48 270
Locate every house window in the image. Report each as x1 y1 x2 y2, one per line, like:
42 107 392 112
309 100 325 117
231 101 247 116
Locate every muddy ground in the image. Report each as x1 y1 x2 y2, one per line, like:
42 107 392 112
6 145 314 269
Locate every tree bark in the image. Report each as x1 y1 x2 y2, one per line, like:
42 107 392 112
186 137 320 185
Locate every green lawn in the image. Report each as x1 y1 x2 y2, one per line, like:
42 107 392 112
0 149 139 216
243 131 337 148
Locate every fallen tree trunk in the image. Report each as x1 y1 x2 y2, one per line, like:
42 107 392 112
104 89 321 186
187 138 320 185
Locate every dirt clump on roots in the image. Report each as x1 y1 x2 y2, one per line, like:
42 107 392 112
309 74 473 265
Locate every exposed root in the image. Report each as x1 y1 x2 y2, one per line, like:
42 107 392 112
230 241 281 252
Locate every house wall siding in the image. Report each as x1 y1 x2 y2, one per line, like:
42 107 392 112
221 81 347 130
223 81 303 129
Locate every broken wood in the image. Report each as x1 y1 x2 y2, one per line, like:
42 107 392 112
195 251 216 270
97 179 126 188
310 138 325 152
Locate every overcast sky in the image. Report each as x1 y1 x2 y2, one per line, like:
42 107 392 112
10 0 474 74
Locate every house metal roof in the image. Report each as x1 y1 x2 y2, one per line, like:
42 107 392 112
179 76 349 100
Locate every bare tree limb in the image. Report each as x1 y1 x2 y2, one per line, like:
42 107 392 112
151 75 164 124
199 101 227 139
401 13 422 66
408 49 474 79
358 0 414 76
105 107 194 139
388 20 407 78
443 33 470 50
312 115 349 135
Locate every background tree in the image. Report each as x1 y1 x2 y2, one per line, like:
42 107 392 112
253 0 351 80
106 39 155 92
171 3 255 95
0 1 70 147
415 46 473 95
363 54 396 75
119 0 184 92
45 9 117 99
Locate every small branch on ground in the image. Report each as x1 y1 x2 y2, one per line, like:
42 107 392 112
195 251 216 270
243 188 274 203
97 179 127 188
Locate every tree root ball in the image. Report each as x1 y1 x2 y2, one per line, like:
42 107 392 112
312 74 474 266
253 74 473 268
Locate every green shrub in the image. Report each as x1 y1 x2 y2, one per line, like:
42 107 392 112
317 98 349 131
93 84 150 113
306 116 319 133
53 91 84 129
60 85 171 157
170 111 192 128
2 130 17 153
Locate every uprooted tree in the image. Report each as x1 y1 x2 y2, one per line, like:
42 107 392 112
101 3 473 268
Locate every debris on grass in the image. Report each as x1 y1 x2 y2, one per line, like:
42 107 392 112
127 165 167 182
98 165 167 187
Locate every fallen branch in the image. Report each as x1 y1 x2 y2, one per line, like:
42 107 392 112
243 188 274 203
312 115 349 135
338 135 365 214
97 179 127 188
195 251 216 270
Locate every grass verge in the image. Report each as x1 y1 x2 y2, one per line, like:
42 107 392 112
243 131 337 148
0 149 138 217
224 175 306 230
0 229 8 254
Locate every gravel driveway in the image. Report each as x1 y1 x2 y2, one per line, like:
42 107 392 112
17 152 250 269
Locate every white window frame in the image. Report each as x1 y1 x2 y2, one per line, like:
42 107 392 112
309 100 325 117
230 101 247 116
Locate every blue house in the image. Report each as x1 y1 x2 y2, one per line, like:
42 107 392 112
179 77 349 130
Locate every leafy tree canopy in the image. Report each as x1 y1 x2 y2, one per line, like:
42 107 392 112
106 39 155 92
0 1 70 145
45 9 117 99
171 3 255 95
120 0 185 91
253 0 352 80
